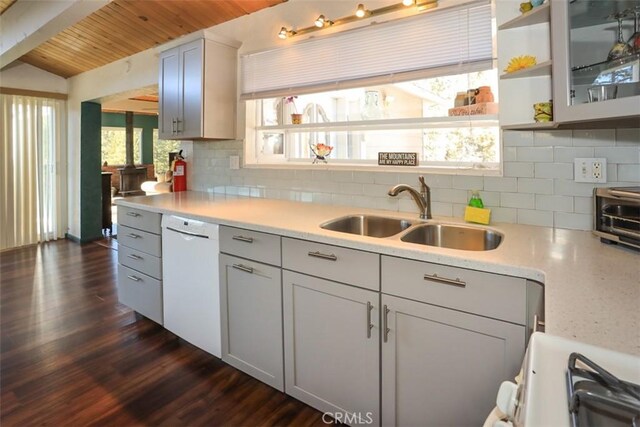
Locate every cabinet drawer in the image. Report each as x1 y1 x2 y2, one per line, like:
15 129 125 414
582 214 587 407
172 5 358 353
219 226 281 266
118 224 162 257
118 264 163 324
118 207 161 234
118 245 162 280
282 238 380 291
381 256 526 324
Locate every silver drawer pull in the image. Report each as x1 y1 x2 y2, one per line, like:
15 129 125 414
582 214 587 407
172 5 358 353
127 233 141 239
127 275 141 282
366 301 374 339
534 314 545 333
127 254 142 260
383 305 390 343
232 235 254 243
126 212 141 217
308 251 338 261
232 264 254 274
423 273 466 288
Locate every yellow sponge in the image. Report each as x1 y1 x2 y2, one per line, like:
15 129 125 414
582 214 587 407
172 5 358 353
464 206 491 225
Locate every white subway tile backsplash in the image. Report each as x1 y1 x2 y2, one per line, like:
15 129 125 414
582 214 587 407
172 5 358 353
533 130 572 147
554 212 592 231
594 147 640 164
500 192 535 209
616 128 640 146
432 188 469 204
573 129 616 147
491 207 517 223
452 175 484 190
503 162 534 178
535 195 574 212
503 146 517 161
553 146 595 163
516 147 554 162
190 129 639 232
503 131 534 147
534 162 574 179
484 177 518 192
517 178 554 194
554 180 599 197
618 164 640 182
431 202 453 217
517 209 554 227
573 196 593 215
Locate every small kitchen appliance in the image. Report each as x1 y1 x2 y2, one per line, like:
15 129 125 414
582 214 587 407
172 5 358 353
593 187 640 250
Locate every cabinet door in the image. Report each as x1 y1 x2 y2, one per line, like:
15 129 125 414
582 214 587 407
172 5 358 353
178 39 203 139
381 294 524 427
158 46 180 139
219 254 284 391
283 270 380 425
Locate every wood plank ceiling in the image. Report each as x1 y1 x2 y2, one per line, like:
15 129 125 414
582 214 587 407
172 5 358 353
17 0 286 78
0 0 16 15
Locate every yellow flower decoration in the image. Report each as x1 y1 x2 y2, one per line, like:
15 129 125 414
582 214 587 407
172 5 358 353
504 55 537 73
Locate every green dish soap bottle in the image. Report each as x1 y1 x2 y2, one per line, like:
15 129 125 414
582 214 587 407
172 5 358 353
468 190 484 208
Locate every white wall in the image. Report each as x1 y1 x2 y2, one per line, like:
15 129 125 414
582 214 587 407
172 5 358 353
0 61 68 93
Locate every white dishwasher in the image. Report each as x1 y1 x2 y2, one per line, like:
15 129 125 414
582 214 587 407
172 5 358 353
162 215 221 358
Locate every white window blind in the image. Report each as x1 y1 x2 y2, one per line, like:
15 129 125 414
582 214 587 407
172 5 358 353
241 1 493 99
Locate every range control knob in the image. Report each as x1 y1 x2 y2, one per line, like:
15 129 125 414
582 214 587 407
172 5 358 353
496 381 519 419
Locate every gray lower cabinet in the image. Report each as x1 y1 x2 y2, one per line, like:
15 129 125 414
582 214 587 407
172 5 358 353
219 253 284 391
116 206 163 324
381 293 525 427
283 270 380 425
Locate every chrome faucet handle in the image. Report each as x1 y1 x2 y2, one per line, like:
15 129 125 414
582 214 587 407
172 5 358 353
418 176 427 193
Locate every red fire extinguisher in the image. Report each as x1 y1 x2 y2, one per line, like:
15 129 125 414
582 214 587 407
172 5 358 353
172 150 187 192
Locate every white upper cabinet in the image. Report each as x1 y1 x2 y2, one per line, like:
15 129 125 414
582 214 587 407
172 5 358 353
159 34 241 140
551 0 640 124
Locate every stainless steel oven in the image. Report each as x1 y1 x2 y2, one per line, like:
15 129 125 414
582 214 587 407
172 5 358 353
594 187 640 250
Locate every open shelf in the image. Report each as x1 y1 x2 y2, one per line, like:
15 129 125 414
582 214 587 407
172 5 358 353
257 115 500 132
498 3 550 31
501 121 558 130
500 60 552 80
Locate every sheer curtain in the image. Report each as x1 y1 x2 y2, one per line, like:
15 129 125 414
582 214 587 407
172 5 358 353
0 94 67 250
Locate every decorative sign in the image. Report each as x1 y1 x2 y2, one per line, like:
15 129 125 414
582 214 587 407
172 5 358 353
378 152 418 166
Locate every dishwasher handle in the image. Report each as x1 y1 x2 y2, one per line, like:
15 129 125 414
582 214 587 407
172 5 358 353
166 226 209 239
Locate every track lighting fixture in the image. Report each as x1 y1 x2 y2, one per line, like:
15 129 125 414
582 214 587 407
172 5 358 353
276 0 437 39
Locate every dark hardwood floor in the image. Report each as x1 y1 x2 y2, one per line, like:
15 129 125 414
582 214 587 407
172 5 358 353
0 240 327 426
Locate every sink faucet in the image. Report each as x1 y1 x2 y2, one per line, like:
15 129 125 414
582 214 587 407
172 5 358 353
388 176 432 220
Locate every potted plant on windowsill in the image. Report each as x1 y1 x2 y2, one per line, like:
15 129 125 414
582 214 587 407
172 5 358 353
285 96 302 124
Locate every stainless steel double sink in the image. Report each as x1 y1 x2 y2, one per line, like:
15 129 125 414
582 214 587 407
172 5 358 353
320 214 502 251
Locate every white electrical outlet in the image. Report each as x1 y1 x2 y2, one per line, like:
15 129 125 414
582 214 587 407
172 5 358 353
229 156 240 170
574 158 607 183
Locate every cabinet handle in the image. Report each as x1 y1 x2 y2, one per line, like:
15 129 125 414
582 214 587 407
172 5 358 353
126 212 141 217
172 118 177 134
534 314 545 333
366 301 374 339
307 251 338 261
127 254 142 260
423 273 466 288
232 235 254 243
127 275 141 282
127 233 141 239
383 305 390 343
232 264 254 274
176 118 182 133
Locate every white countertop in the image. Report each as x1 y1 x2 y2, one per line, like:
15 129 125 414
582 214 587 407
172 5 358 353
116 191 640 356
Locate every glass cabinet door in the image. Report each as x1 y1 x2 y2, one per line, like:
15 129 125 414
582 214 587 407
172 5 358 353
552 0 640 122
